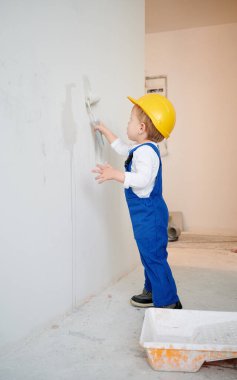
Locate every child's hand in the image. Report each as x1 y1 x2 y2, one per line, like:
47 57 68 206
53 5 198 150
93 123 118 144
92 163 125 184
94 122 106 134
92 163 115 184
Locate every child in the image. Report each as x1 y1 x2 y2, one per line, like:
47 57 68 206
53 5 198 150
92 93 182 309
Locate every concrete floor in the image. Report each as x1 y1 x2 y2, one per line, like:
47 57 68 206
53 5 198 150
1 233 237 380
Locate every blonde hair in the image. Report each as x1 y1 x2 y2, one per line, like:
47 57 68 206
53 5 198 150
135 105 164 143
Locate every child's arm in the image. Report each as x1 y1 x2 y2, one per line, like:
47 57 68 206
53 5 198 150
95 123 131 156
92 163 125 184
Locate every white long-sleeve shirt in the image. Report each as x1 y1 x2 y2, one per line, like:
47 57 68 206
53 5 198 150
111 138 160 198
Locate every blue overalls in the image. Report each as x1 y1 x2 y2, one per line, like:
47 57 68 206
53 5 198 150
124 143 179 307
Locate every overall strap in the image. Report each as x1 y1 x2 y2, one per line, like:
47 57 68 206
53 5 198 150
124 143 160 172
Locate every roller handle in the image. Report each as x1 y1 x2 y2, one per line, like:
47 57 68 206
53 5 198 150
91 120 104 147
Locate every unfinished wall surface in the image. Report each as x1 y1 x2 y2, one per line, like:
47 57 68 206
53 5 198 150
146 23 237 233
0 0 144 351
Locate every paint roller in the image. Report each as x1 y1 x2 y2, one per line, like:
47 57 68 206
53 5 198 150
84 76 104 149
85 95 104 148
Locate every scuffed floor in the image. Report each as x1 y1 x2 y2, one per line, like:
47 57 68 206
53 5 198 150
0 232 237 380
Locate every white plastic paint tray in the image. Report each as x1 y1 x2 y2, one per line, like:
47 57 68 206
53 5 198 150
140 308 237 372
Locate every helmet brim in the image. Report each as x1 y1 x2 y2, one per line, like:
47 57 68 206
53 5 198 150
127 96 138 106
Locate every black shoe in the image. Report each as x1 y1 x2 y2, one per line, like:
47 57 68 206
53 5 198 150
159 301 183 309
130 288 153 308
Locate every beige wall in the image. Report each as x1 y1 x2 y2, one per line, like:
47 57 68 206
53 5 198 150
146 23 237 233
146 0 237 33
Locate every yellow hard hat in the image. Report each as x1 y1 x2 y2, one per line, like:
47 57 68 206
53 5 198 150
127 93 176 138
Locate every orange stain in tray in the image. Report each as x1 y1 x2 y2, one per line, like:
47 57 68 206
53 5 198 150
148 349 189 366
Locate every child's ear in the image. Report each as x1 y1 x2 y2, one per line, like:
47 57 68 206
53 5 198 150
140 122 146 133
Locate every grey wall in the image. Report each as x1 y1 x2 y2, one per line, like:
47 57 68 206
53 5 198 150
0 0 144 351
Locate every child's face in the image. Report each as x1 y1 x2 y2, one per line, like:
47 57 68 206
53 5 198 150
127 106 141 141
